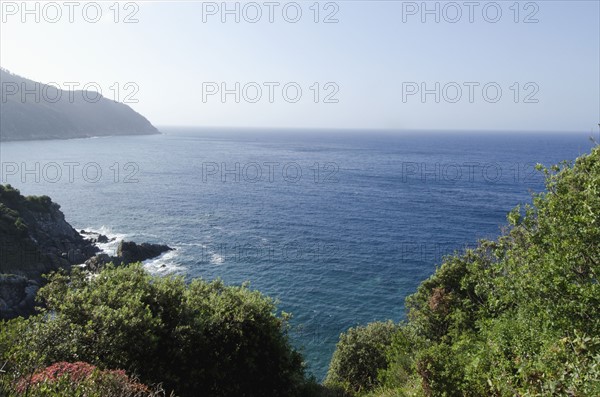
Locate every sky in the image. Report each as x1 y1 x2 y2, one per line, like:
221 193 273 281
0 0 599 132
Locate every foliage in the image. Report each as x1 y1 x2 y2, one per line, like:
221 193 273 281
0 184 53 240
0 361 166 397
325 321 398 395
0 184 22 202
0 264 309 397
25 195 54 213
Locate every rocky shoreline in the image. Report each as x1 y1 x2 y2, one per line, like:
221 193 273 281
82 231 173 272
0 185 172 320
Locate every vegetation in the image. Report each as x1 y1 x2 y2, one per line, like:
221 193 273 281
327 145 600 396
25 195 54 213
0 264 311 397
0 185 45 276
0 184 53 213
1 361 167 397
325 321 398 395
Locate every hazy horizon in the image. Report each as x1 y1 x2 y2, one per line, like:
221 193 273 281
1 0 598 132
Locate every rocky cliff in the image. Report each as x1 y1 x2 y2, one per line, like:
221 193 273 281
0 185 172 319
0 185 99 318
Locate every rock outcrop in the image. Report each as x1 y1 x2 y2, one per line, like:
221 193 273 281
80 229 111 244
0 185 98 281
117 241 173 264
0 275 39 319
0 185 100 319
0 185 172 319
84 241 173 271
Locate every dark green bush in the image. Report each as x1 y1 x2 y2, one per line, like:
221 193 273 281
25 195 54 213
325 321 398 395
0 184 21 201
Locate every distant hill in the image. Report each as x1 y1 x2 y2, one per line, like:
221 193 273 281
0 68 159 141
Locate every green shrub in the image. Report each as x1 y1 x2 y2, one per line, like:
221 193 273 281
0 264 309 397
25 195 54 212
0 184 21 200
325 321 398 395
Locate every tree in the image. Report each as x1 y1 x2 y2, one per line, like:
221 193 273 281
325 321 398 394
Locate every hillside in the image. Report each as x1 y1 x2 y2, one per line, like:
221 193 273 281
0 68 159 141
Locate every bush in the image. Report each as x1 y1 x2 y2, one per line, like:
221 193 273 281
0 264 309 397
325 321 398 395
25 195 54 212
0 361 165 397
0 184 21 201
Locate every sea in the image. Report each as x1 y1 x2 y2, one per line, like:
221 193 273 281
0 128 596 379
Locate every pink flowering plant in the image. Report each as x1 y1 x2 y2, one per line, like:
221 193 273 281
6 361 165 397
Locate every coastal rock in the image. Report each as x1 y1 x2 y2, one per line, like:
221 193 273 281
0 274 40 319
84 242 173 272
0 185 98 319
0 185 99 282
117 241 173 264
84 253 113 272
1 185 172 319
80 230 111 244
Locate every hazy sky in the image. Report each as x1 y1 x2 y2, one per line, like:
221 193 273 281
1 0 599 132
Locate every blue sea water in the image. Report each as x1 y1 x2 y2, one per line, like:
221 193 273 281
0 128 596 379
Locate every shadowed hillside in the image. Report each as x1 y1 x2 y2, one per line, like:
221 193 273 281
0 68 158 141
